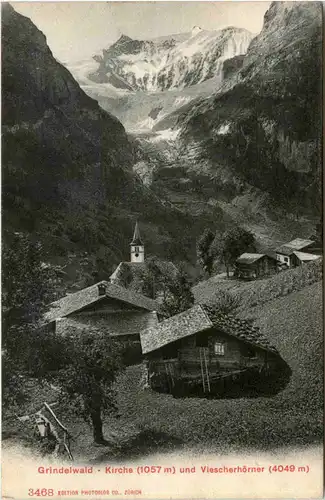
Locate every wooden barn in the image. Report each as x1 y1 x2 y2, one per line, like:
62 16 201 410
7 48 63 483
140 304 291 398
275 238 321 269
44 281 160 365
234 253 277 279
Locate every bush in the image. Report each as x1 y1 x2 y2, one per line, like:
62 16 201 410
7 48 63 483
203 290 240 313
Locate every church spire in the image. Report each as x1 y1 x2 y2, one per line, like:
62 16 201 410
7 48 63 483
130 221 143 246
130 222 144 262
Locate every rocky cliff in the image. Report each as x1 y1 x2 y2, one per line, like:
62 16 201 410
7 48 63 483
2 4 200 285
70 26 253 131
128 1 322 253
88 27 253 92
174 1 322 215
2 3 135 207
142 2 322 230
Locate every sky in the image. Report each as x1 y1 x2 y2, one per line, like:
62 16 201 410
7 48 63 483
12 1 271 64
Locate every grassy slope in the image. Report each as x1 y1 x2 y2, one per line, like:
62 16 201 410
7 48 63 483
109 281 323 455
3 272 323 460
192 259 322 310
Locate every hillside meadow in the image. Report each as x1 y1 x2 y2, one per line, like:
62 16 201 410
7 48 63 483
2 265 323 462
108 281 323 457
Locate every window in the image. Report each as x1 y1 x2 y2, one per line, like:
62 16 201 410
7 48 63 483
134 246 139 253
284 257 289 263
276 255 281 260
214 342 225 355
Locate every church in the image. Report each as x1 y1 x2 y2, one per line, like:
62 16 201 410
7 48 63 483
109 222 178 298
42 222 176 364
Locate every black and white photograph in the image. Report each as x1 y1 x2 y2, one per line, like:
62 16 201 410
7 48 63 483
2 1 323 498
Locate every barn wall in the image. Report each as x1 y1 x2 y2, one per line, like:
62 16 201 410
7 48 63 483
56 310 158 338
276 253 292 268
237 257 277 278
146 328 271 381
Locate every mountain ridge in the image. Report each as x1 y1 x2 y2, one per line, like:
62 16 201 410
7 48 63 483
167 1 322 215
2 3 208 288
87 25 253 92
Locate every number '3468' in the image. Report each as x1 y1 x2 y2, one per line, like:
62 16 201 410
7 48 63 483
28 489 54 496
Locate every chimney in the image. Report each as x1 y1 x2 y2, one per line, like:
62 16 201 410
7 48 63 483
98 283 107 296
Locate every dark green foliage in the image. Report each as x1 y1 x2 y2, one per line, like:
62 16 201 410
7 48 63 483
2 231 126 444
3 233 58 328
160 265 194 318
139 257 165 299
2 232 63 411
52 330 126 443
203 290 239 314
197 229 215 276
212 226 256 277
137 258 194 317
2 352 27 411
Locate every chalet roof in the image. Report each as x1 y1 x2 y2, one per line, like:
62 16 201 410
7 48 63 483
276 238 314 255
293 251 321 262
202 304 278 353
140 305 212 354
140 304 278 355
130 221 143 246
44 281 159 323
110 260 178 289
236 253 266 265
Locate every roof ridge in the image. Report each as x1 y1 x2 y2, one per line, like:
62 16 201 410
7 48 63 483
45 280 160 323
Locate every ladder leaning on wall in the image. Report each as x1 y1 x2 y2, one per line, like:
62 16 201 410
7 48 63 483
199 347 211 393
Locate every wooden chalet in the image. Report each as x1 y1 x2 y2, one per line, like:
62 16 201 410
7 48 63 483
140 304 291 398
44 281 160 365
275 238 321 269
234 253 277 279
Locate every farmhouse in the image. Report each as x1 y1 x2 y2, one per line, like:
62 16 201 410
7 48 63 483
276 238 321 269
44 281 160 364
234 253 277 279
110 222 178 297
140 304 291 398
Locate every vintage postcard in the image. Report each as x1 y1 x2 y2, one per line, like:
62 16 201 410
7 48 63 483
2 1 324 499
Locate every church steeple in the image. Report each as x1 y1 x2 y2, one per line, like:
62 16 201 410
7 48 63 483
130 222 144 263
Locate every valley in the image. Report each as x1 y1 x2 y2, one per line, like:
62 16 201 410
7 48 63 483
63 0 322 265
1 3 323 487
2 1 322 282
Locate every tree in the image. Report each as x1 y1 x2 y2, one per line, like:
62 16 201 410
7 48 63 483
160 265 194 318
2 233 61 408
52 330 125 444
212 226 256 278
197 229 215 276
203 290 239 314
2 233 126 445
3 233 59 339
140 257 164 299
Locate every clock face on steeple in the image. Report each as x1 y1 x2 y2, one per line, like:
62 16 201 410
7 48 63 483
130 223 144 263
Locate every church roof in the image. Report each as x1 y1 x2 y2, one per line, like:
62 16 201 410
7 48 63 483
44 281 160 323
110 261 179 291
130 222 143 246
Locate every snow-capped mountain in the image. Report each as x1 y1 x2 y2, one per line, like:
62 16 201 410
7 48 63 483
67 25 253 131
87 26 253 92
